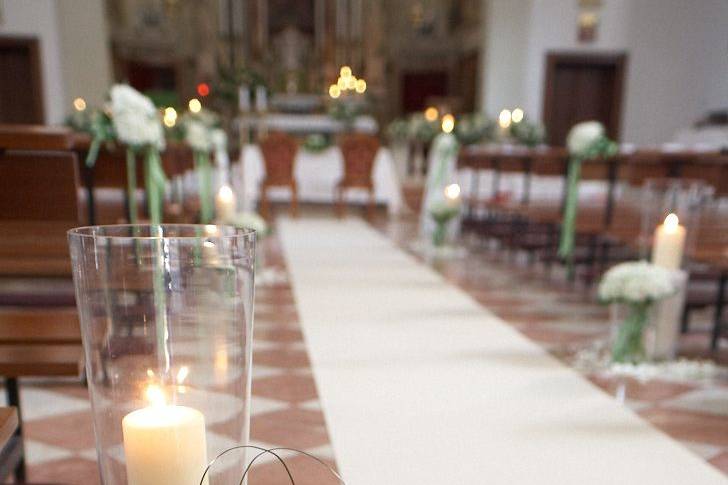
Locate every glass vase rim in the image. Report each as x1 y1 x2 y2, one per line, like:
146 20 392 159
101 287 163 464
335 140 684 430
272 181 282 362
67 223 256 241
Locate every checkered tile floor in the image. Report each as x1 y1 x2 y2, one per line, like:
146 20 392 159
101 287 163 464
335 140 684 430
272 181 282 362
2 234 337 484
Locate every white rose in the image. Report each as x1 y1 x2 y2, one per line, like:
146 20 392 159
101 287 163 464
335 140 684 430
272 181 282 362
598 261 675 304
567 121 604 156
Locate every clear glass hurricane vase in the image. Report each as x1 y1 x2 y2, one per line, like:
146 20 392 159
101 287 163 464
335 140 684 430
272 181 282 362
68 225 255 485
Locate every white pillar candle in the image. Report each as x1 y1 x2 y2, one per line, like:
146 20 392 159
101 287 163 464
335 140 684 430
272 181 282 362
215 185 237 223
122 386 209 485
652 213 686 270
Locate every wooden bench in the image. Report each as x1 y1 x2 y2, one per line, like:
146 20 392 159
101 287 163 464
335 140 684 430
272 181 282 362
0 124 84 481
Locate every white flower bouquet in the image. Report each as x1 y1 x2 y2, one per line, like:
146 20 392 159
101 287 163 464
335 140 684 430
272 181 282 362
180 110 221 224
598 261 676 363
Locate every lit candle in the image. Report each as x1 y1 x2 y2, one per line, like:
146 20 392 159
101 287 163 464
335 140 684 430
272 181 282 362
441 114 455 134
444 183 461 209
215 185 236 223
122 385 208 485
652 213 686 270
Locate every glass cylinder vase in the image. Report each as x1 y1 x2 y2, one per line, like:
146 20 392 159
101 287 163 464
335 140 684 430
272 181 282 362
639 178 713 265
68 224 255 485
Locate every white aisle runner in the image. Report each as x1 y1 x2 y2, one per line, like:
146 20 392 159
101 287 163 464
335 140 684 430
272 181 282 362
279 218 725 485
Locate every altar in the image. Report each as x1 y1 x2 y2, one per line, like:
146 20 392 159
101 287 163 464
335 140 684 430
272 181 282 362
238 144 404 214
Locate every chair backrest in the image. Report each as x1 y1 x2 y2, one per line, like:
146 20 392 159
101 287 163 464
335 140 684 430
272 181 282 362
260 132 298 185
0 124 81 276
340 134 380 187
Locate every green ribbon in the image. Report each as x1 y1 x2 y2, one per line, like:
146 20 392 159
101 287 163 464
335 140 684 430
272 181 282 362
125 148 139 224
144 147 167 225
558 156 582 278
195 150 214 224
557 136 618 279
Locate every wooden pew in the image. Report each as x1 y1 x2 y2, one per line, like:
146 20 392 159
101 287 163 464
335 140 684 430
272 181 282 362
73 134 195 224
0 124 83 481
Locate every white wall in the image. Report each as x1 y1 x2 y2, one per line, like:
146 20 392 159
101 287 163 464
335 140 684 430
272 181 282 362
0 0 65 124
57 1 112 110
0 0 112 125
480 0 728 145
481 0 530 115
622 0 728 144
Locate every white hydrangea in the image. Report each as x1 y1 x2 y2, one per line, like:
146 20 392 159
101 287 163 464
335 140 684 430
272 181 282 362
567 121 604 156
109 84 165 149
211 128 227 152
185 120 212 152
598 261 675 304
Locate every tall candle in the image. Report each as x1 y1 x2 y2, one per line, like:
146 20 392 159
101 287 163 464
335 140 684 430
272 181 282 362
255 85 267 113
652 213 686 270
215 185 236 223
122 386 208 485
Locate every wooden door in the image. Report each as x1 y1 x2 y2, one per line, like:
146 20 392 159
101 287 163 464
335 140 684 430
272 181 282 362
402 71 448 114
0 37 44 124
542 52 627 146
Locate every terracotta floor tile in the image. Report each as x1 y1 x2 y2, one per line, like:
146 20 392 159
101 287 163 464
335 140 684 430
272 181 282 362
24 410 96 451
255 326 304 344
587 374 697 402
254 347 311 369
27 457 100 485
638 407 728 447
251 412 332 450
252 373 319 403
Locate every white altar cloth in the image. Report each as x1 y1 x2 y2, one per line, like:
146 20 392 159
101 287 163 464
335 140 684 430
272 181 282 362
279 217 726 485
239 145 404 214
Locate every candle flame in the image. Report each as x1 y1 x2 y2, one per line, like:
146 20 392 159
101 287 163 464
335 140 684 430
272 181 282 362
444 183 461 200
664 213 679 230
176 366 189 384
498 109 512 129
145 384 166 407
217 185 234 202
424 107 439 122
441 114 455 134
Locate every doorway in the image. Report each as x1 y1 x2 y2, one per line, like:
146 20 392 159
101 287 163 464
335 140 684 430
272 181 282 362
0 36 44 124
542 52 627 146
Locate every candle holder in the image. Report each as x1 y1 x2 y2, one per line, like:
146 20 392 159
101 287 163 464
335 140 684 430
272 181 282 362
639 178 713 265
68 224 255 485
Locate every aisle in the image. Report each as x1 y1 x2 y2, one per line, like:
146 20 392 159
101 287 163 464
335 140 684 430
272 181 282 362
279 217 726 485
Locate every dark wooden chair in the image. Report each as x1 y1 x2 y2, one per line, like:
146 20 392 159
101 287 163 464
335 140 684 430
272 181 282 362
0 125 84 482
336 134 380 218
259 132 298 219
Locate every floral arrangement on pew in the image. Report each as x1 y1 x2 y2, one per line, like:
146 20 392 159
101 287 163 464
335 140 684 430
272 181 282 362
454 113 496 146
79 85 167 224
558 121 618 278
180 109 223 224
510 119 546 148
598 261 676 363
303 133 331 153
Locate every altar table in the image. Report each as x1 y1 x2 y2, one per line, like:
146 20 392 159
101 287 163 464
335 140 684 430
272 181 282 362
238 144 404 214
